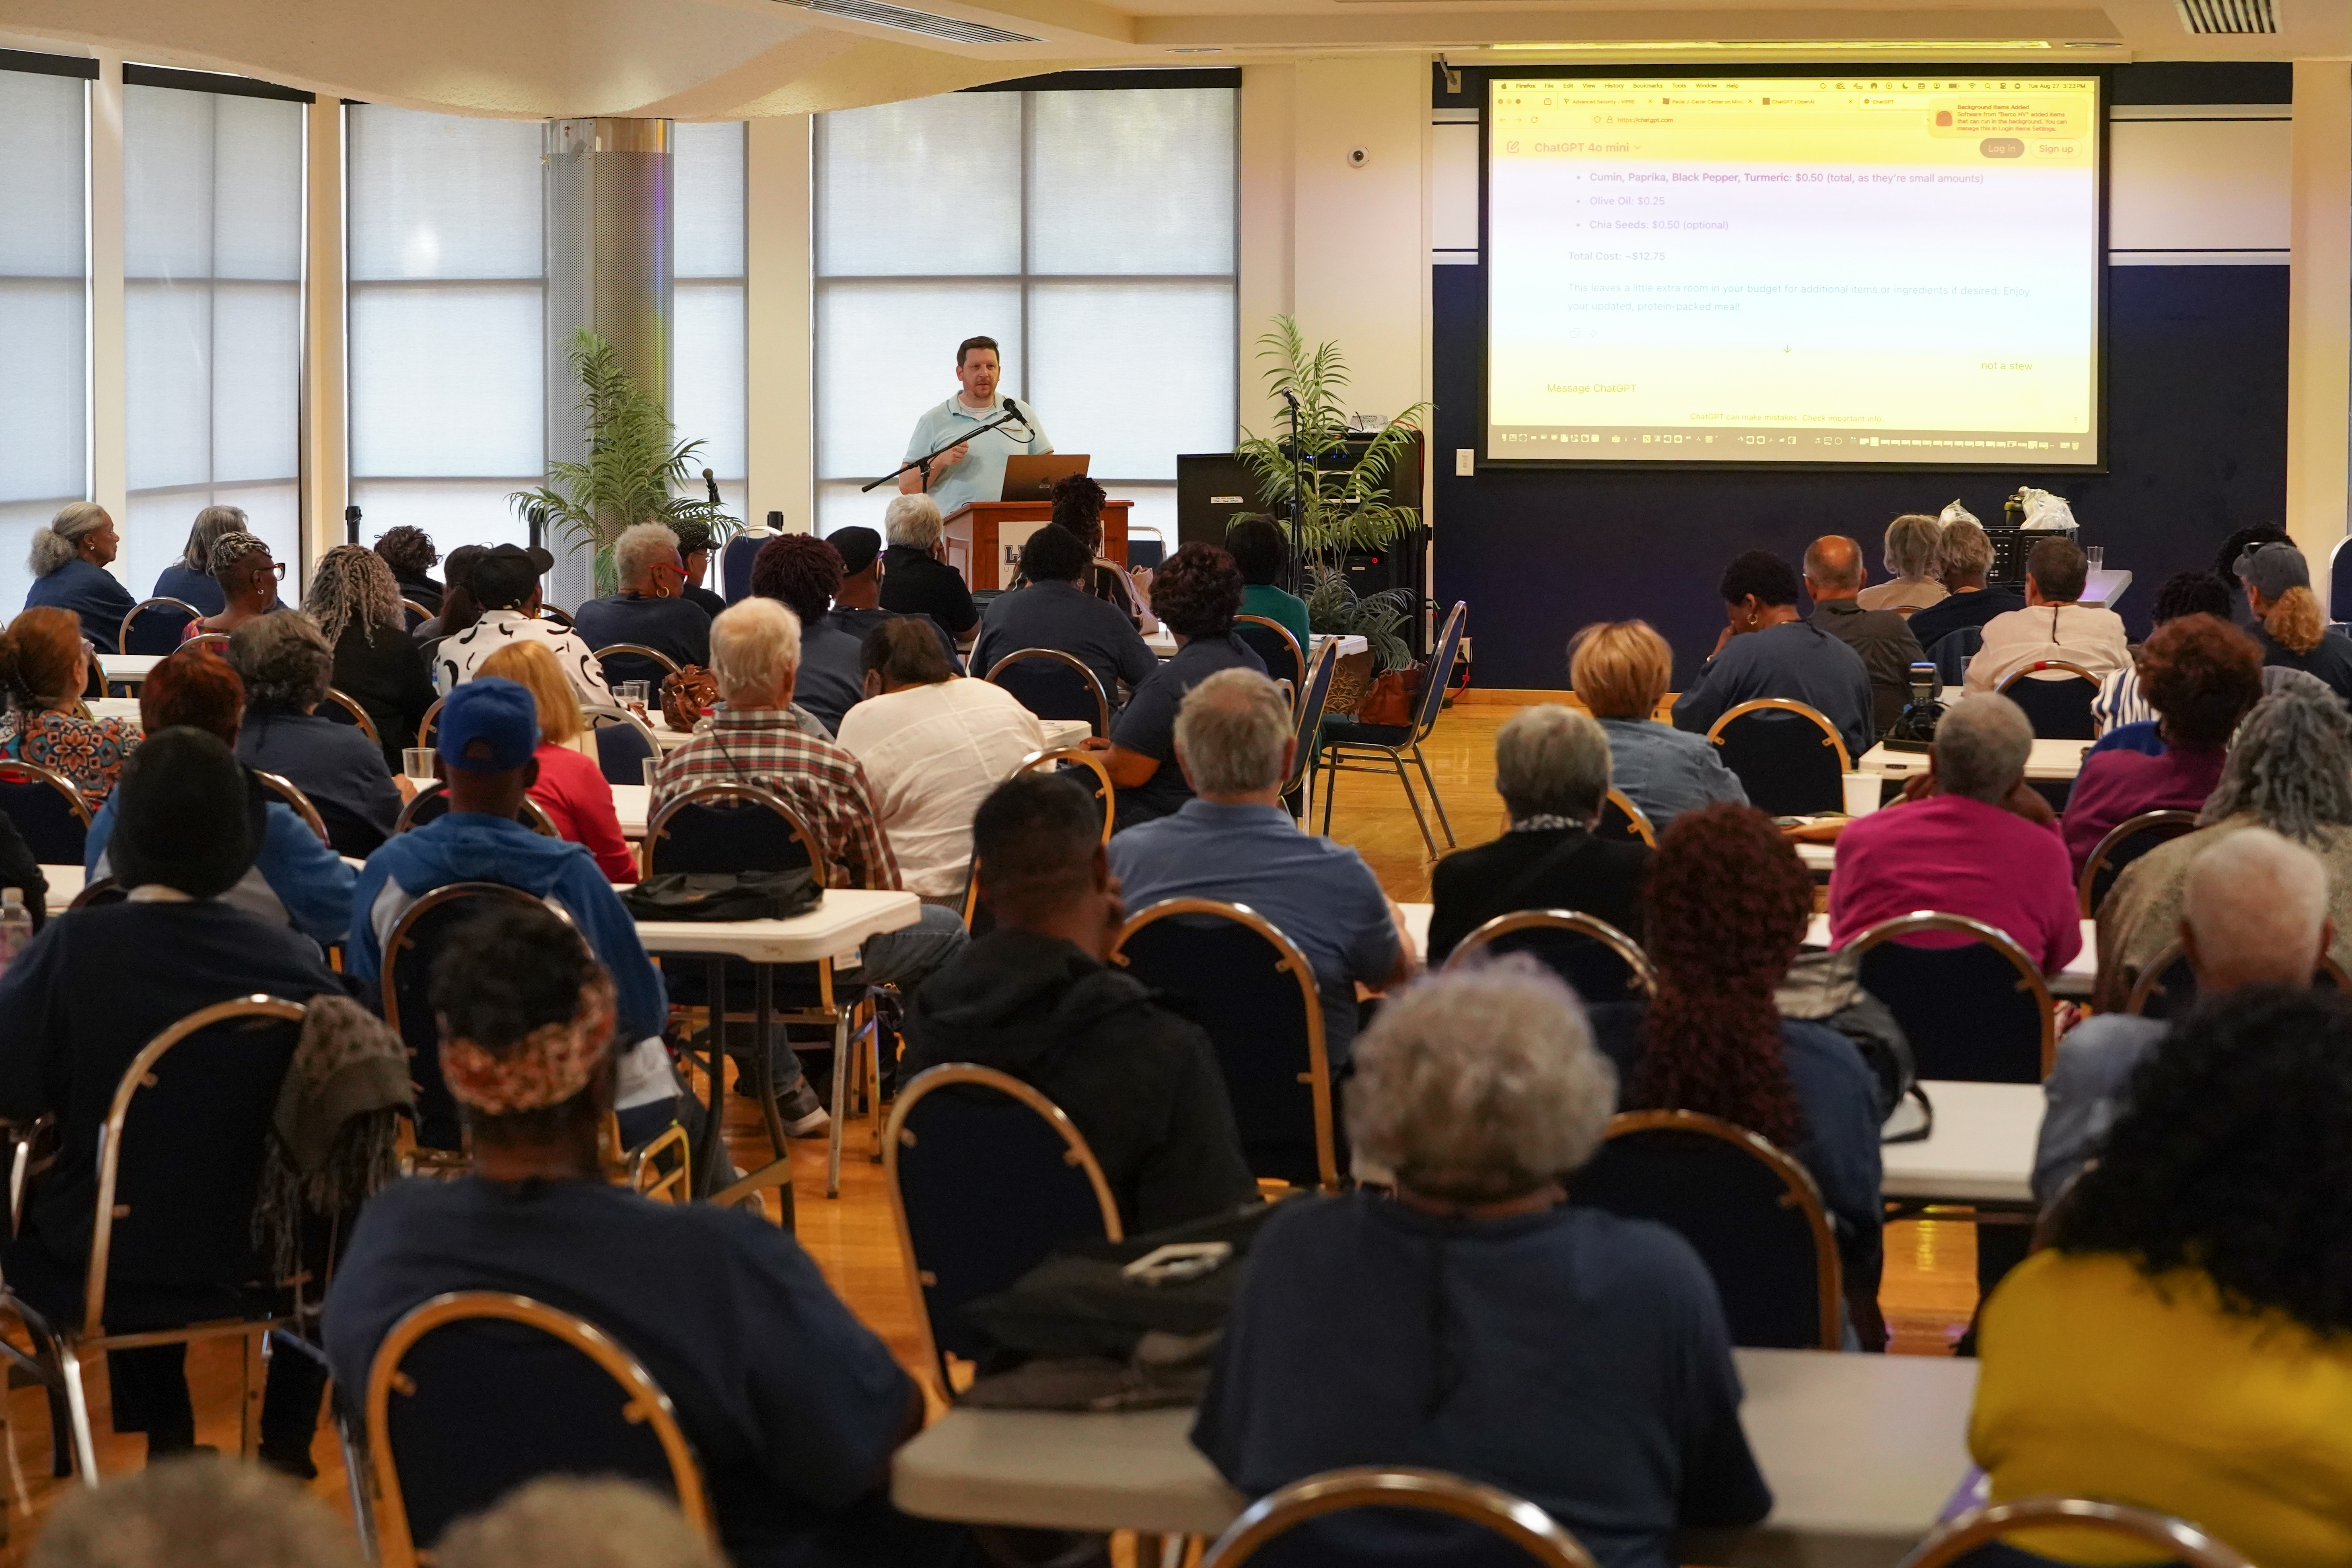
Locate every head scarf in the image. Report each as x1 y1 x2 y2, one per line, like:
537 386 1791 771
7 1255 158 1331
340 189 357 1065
438 970 616 1116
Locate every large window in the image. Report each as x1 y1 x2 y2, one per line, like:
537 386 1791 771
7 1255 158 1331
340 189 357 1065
0 62 89 618
813 82 1238 549
674 121 747 523
123 76 305 597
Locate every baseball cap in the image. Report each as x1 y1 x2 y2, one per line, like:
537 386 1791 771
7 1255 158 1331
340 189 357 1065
439 677 541 773
470 543 557 611
2235 541 2309 601
830 526 883 577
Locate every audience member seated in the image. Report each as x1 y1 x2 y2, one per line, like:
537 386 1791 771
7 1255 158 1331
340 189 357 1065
2096 685 2352 1008
1829 694 2080 974
1427 705 1650 962
1570 620 1746 831
0 606 137 804
412 543 487 646
1804 534 1924 737
432 1477 727 1568
670 518 728 619
1227 514 1311 654
2235 540 2352 706
1973 987 2352 1568
972 524 1156 713
31 1455 364 1568
375 524 444 616
1193 960 1772 1568
1965 537 2131 693
2092 570 2234 735
1588 803 1886 1346
150 504 244 616
1048 473 1146 623
1110 669 1408 1067
231 613 403 858
1854 512 1947 615
0 730 345 1471
433 544 611 706
2216 522 2292 633
1671 549 1874 760
835 619 1044 902
651 600 967 1133
2036 829 2327 1207
348 678 687 1147
1903 516 2026 654
85 651 355 945
750 533 863 733
185 532 284 640
825 526 957 666
572 523 712 672
479 642 636 883
901 773 1259 1232
306 544 440 772
23 502 135 654
325 903 967 1568
877 493 979 647
2062 615 2261 877
1104 543 1266 829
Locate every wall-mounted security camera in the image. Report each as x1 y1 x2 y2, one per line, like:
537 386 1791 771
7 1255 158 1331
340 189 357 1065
1347 146 1370 168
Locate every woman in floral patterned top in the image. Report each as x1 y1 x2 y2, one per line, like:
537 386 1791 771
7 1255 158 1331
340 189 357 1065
0 607 137 805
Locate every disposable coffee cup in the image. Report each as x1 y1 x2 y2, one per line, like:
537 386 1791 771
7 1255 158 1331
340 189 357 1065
1842 772 1882 818
402 747 438 784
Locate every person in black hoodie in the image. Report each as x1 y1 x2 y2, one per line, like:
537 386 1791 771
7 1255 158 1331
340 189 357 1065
900 772 1258 1234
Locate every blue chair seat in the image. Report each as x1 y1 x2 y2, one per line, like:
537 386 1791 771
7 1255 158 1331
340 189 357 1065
1319 718 1411 747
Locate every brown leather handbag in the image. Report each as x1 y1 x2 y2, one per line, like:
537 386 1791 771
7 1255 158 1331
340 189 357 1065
1354 662 1425 728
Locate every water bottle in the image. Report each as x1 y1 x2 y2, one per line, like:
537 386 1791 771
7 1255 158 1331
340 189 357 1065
0 889 29 981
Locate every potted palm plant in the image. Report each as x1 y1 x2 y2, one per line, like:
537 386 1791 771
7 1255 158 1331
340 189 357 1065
510 329 740 596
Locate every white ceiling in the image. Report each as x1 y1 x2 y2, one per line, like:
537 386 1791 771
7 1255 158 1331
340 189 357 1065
0 0 2341 118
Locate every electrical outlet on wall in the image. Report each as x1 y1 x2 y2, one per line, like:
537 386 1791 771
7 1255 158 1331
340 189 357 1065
1460 636 1473 661
1454 448 1475 477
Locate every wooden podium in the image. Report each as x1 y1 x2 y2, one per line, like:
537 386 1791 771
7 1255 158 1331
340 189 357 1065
941 500 1130 591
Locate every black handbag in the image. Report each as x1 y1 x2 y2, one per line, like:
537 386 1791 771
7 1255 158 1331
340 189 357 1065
619 870 821 923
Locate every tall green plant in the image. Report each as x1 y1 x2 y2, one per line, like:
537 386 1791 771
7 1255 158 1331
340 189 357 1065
510 329 739 595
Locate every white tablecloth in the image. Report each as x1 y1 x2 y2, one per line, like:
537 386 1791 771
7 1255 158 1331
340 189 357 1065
632 888 920 963
1144 630 1369 662
1860 739 2089 782
95 654 161 685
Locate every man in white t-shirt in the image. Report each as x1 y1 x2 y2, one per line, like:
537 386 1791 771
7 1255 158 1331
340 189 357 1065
1965 535 2131 693
835 618 1047 900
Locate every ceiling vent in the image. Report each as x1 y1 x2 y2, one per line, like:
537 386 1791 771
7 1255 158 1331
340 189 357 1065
2173 0 2276 34
776 0 1041 43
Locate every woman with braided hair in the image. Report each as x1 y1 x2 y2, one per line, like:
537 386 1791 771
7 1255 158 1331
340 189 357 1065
1587 800 1886 1347
0 606 136 804
304 544 437 770
184 531 284 641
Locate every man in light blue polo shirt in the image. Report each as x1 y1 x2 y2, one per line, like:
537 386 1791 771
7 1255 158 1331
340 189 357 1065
897 334 1054 519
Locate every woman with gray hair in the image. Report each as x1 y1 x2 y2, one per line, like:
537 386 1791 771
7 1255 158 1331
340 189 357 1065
1426 704 1650 962
2096 683 2352 1008
230 611 403 856
1193 958 1771 1568
151 504 247 615
571 521 711 671
879 492 981 643
23 501 136 653
1855 512 1948 615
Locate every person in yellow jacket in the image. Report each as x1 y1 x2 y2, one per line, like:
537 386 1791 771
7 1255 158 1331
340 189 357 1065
1970 986 2352 1568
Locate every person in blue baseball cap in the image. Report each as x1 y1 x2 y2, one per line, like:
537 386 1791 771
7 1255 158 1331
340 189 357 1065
346 677 696 1157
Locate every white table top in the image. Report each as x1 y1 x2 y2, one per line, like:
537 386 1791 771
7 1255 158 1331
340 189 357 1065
1860 738 2091 782
892 1348 1977 1561
95 654 161 684
89 698 142 728
1143 630 1369 662
2079 566 2132 609
633 887 920 964
614 784 649 838
1399 900 1431 967
1880 1080 2043 1205
1804 912 2095 998
37 864 82 904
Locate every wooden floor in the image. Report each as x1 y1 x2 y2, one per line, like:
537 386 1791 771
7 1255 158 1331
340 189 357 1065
0 700 1979 1558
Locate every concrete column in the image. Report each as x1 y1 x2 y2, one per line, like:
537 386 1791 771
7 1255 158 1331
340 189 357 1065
2286 61 2351 609
746 113 812 533
89 52 128 536
1237 64 1296 438
301 99 348 572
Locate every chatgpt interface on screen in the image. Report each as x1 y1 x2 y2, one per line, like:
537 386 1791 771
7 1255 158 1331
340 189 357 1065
1485 76 2101 465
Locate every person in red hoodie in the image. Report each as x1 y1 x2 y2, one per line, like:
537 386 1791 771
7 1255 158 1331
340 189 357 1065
478 641 636 883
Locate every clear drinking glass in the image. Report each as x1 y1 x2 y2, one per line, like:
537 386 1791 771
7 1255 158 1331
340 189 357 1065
401 747 437 784
2084 546 2105 572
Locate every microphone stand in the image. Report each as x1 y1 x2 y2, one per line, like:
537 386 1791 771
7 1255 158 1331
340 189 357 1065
862 405 1033 494
1280 389 1309 598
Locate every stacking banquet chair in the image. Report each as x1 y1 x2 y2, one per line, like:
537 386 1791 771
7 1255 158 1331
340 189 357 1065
1924 625 1983 689
1199 1467 1598 1568
0 759 93 864
962 749 1118 938
2125 940 2351 1020
181 632 232 658
1570 1110 1843 1350
251 770 332 845
1234 615 1306 695
1595 790 1656 848
1444 910 1658 1006
317 688 382 746
1319 601 1469 859
1995 661 2100 740
1847 914 2056 1082
538 605 577 631
584 702 662 787
1704 700 1850 817
414 696 445 751
884 1065 1122 1393
393 779 560 838
987 647 1113 739
595 643 681 694
2076 809 2200 917
399 597 432 631
1110 899 1340 1192
1282 639 1340 824
360 1292 715 1566
0 996 315 1481
1897 1498 2253 1568
117 597 201 657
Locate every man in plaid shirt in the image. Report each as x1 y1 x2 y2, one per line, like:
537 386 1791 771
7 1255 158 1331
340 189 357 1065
651 596 967 1135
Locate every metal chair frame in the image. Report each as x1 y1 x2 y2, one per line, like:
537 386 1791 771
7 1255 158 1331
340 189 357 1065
0 758 95 826
1846 912 2058 1078
1443 909 1659 998
252 769 332 845
117 597 202 657
399 597 431 625
1994 660 2102 739
883 1064 1123 1393
2076 809 2200 916
1234 614 1306 693
415 695 444 751
594 642 683 683
583 702 663 751
1319 601 1469 859
392 779 559 838
537 605 576 630
1013 747 1116 842
319 687 381 743
1600 789 1658 847
1594 1109 1845 1352
0 996 310 1482
2124 938 2352 1016
181 632 233 657
1704 698 1854 800
620 1123 693 1205
1200 1466 1599 1568
986 647 1113 740
66 877 121 910
362 1291 714 1567
1897 1496 2254 1568
1110 897 1340 1192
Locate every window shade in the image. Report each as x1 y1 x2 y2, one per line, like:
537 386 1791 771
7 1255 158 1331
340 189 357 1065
0 68 88 617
